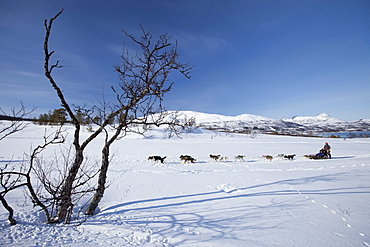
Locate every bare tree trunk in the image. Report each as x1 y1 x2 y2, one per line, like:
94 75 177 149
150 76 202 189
85 146 109 215
55 149 83 222
25 175 54 223
85 124 123 215
0 194 16 225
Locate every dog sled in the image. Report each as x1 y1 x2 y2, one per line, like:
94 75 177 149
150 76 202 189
304 149 331 160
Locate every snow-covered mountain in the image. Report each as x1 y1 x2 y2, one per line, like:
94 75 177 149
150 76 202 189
283 113 343 125
177 111 370 135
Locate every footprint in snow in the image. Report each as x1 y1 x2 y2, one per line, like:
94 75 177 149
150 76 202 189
296 189 365 243
333 232 345 237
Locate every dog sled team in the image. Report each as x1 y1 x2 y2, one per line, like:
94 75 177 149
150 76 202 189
148 153 297 164
147 142 332 164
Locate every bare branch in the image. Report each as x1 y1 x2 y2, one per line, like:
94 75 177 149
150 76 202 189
0 103 35 141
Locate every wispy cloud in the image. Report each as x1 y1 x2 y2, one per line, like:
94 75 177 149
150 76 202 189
105 43 124 57
8 70 42 78
174 31 229 54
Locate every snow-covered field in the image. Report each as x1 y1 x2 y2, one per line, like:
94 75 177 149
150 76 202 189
1 123 369 246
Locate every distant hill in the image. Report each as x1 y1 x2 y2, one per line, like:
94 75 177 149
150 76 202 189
174 111 370 136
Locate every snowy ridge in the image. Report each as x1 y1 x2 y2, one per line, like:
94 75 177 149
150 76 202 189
178 111 273 123
176 111 370 135
283 113 343 124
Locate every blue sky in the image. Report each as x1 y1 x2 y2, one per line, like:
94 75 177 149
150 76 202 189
1 0 369 121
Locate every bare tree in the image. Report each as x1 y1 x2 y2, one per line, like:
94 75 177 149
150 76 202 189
85 27 192 215
44 10 192 221
43 9 127 223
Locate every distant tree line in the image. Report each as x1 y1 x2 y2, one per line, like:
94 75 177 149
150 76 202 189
34 108 95 126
